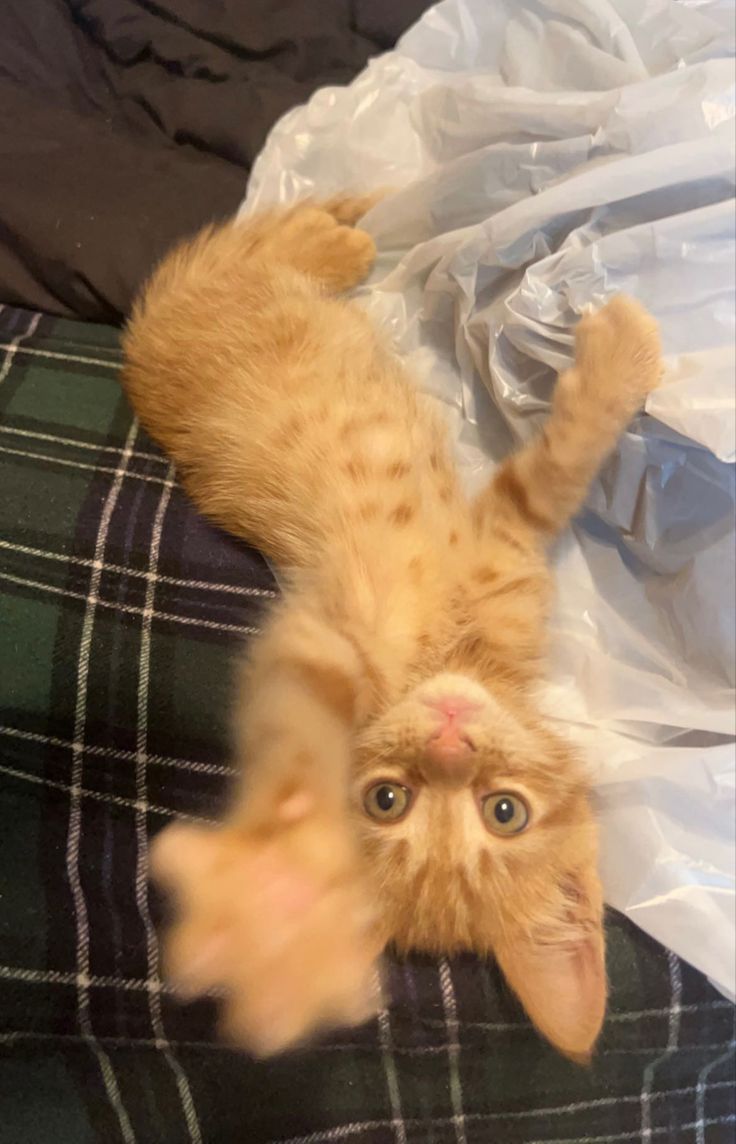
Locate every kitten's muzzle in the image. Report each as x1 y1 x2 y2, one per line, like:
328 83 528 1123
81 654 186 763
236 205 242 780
423 697 478 775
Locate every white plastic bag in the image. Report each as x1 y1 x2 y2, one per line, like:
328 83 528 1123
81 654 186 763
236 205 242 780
241 0 736 999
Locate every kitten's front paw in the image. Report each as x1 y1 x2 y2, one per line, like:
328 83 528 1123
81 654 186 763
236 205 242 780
151 811 380 1056
574 296 663 415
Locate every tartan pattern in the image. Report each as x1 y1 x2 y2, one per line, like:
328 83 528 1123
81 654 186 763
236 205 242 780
0 303 733 1144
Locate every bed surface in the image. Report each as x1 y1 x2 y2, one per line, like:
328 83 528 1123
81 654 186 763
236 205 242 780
0 0 734 1137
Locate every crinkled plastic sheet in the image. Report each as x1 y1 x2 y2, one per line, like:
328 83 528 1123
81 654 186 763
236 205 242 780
240 0 736 999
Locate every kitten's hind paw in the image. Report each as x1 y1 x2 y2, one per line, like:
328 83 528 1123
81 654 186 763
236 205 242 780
272 206 377 292
573 295 663 416
151 813 381 1056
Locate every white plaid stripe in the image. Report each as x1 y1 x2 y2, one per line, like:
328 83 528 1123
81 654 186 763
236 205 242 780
375 978 407 1144
525 1118 736 1144
419 1077 733 1121
66 418 138 1143
0 964 176 992
268 1086 736 1144
418 1001 732 1032
0 570 259 634
0 759 214 824
640 949 683 1140
596 1041 736 1056
277 1114 736 1144
0 423 166 464
134 464 202 1143
0 340 121 369
0 1030 232 1051
439 957 468 1144
0 312 42 385
0 442 173 484
0 536 277 598
695 1043 736 1144
0 724 234 777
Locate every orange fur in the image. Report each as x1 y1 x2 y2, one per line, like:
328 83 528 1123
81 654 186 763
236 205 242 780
122 199 662 1061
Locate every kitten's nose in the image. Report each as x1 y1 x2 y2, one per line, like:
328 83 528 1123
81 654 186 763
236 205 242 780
424 698 478 771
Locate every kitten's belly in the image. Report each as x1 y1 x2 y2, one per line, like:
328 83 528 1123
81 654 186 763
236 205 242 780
226 389 459 567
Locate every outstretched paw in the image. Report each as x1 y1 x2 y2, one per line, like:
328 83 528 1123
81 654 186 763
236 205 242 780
151 809 380 1056
574 296 663 416
270 207 377 292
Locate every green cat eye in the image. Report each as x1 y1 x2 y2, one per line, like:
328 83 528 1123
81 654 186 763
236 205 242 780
363 782 412 822
482 792 529 835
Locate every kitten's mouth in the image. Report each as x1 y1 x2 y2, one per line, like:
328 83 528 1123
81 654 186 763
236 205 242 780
425 729 476 767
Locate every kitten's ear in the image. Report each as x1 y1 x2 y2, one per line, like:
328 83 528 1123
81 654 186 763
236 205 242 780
495 871 607 1062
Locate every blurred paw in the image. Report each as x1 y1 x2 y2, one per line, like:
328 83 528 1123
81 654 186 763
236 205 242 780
151 811 381 1056
574 295 663 414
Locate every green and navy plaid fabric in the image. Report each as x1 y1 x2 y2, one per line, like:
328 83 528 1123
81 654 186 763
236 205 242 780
0 304 733 1143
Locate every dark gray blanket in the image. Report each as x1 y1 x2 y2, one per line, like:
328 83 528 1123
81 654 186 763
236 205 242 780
0 0 431 321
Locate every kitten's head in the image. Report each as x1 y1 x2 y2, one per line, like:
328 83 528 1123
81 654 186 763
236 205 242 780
353 672 606 1060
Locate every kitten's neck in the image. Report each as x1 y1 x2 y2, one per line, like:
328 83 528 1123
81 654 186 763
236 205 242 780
295 528 447 694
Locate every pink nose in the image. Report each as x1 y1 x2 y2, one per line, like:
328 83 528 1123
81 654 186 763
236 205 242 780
424 697 479 767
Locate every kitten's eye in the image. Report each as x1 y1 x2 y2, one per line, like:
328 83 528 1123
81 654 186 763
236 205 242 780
481 792 529 835
363 782 412 822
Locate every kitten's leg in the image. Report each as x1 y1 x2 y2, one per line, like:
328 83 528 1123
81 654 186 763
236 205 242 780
151 597 380 1056
474 296 662 543
250 202 378 292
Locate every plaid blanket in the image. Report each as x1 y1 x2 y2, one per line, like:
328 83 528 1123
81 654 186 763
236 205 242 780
0 304 733 1143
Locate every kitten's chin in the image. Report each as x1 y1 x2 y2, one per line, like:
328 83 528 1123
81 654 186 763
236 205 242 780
389 934 492 960
380 908 495 960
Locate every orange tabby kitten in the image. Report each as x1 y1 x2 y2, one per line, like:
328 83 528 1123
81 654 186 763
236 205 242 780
122 196 662 1062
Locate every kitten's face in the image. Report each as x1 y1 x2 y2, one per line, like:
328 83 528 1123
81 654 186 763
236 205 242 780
353 673 606 1059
